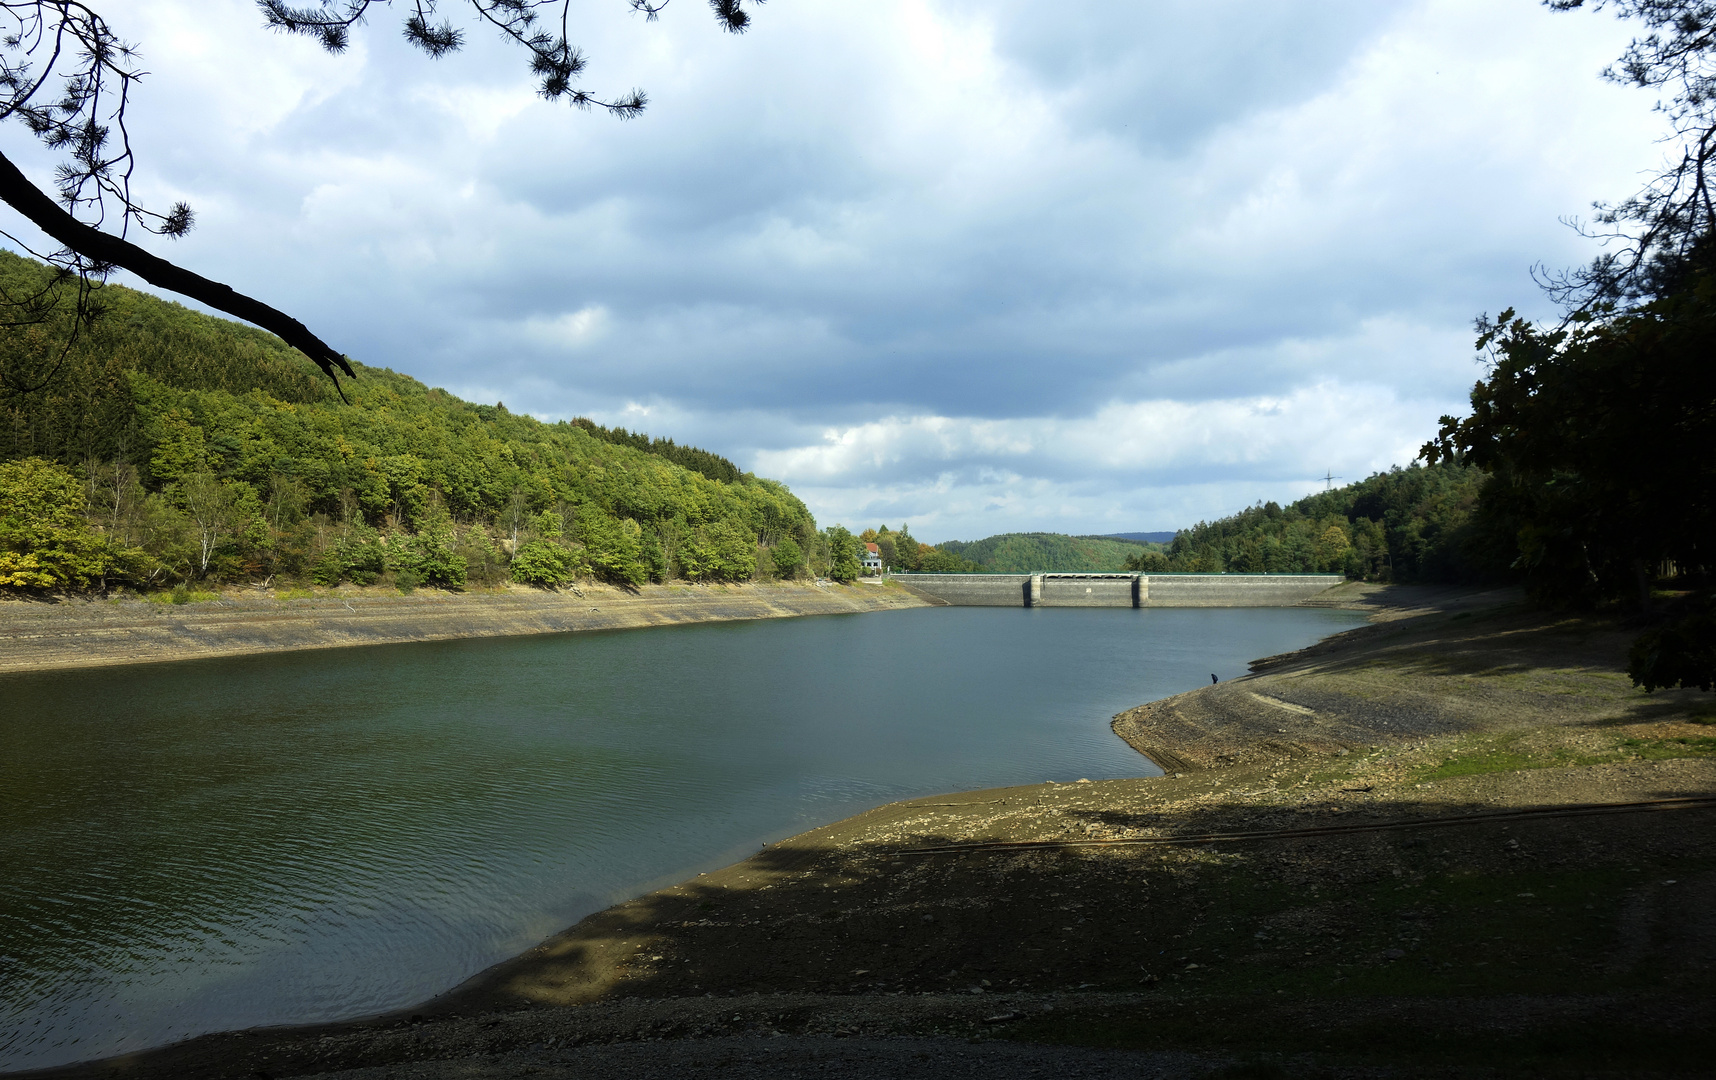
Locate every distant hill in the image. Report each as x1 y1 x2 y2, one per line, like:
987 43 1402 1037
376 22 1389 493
934 532 1157 573
1103 531 1177 544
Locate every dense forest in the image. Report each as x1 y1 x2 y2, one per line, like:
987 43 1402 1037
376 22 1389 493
0 254 839 593
868 463 1487 582
933 532 1153 573
1132 462 1492 581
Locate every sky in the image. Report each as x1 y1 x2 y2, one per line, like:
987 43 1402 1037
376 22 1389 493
4 1 1665 541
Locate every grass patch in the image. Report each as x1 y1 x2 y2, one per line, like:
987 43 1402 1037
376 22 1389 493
1619 734 1716 759
1419 747 1542 779
276 588 315 600
146 585 219 605
1683 701 1716 725
1416 727 1716 781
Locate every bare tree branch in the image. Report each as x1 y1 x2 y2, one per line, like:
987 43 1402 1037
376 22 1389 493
0 147 356 393
0 1 762 393
1546 1 1716 306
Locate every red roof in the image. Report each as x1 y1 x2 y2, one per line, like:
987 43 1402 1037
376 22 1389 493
865 543 880 553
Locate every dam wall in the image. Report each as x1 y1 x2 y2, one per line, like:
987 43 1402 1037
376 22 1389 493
893 573 1343 608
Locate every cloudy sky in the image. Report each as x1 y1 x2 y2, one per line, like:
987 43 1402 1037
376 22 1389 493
6 1 1663 540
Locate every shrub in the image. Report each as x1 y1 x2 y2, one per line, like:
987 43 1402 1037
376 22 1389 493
680 520 757 583
770 536 803 579
511 540 570 587
0 458 134 590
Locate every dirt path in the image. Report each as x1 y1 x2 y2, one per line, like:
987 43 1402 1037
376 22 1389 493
19 586 1716 1079
0 580 927 674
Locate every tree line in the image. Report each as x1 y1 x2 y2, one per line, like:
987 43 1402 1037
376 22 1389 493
0 254 821 594
1123 463 1491 581
1415 0 1716 692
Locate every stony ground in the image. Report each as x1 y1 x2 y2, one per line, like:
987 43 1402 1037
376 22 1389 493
0 579 925 672
26 586 1716 1080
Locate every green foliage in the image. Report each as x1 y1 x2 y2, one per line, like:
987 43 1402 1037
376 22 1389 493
937 532 1151 573
1427 280 1716 607
570 418 742 484
459 526 506 588
887 525 922 571
916 546 986 573
679 520 757 583
577 509 648 587
0 255 817 593
395 502 467 589
770 536 803 579
509 540 576 587
0 458 138 590
148 583 218 605
1147 462 1490 582
824 525 861 583
311 522 388 586
1127 549 1171 572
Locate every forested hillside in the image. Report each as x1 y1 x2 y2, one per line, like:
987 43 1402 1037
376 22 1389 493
885 463 1487 582
0 254 820 592
1129 462 1490 581
935 532 1153 573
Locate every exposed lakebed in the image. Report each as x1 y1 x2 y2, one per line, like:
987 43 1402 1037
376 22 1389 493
0 604 1361 1069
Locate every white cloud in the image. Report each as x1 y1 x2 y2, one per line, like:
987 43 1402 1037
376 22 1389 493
14 0 1661 538
753 380 1441 539
525 306 611 350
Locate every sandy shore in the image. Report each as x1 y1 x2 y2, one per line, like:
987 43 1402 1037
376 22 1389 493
18 584 1716 1079
0 580 927 675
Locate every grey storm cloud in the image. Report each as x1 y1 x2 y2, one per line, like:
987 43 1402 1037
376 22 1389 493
9 0 1660 540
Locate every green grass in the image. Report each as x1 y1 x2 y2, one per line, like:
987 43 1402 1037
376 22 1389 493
1415 729 1716 781
146 585 219 605
276 587 315 600
1684 701 1716 725
1619 734 1716 758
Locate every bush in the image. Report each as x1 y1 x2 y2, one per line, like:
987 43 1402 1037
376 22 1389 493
511 540 571 587
0 458 134 590
824 526 861 583
396 504 466 589
1630 604 1716 692
681 520 757 583
577 510 649 587
771 536 803 579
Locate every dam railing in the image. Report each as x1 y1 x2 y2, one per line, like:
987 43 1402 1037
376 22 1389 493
890 572 1345 608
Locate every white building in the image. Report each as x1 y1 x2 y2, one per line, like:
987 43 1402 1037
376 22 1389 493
861 542 883 574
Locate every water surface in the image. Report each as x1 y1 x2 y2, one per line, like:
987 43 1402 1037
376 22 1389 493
0 604 1362 1069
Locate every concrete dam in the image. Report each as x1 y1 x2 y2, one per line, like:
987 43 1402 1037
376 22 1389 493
893 573 1345 608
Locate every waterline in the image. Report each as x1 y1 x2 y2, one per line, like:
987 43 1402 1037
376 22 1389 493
0 605 1361 1069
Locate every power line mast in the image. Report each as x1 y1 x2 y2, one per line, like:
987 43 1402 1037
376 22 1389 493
1322 470 1342 491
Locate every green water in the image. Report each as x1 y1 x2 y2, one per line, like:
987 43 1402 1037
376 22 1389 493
0 604 1362 1069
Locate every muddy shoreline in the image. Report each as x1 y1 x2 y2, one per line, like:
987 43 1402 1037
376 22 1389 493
0 580 927 675
14 583 1716 1079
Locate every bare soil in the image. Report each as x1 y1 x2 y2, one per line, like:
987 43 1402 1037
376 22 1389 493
0 580 926 673
17 585 1716 1079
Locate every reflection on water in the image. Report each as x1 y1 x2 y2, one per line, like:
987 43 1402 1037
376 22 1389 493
0 605 1361 1068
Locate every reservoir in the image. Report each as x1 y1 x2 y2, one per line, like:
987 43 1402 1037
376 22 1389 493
0 604 1362 1069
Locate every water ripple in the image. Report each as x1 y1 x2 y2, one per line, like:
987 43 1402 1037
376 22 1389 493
0 606 1360 1069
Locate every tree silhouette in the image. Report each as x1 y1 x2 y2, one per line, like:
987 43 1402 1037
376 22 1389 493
1546 1 1716 306
0 0 760 394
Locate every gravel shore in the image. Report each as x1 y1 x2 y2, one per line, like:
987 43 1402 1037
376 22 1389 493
0 580 925 674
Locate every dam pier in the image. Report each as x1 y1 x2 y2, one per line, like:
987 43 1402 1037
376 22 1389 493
892 572 1344 608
